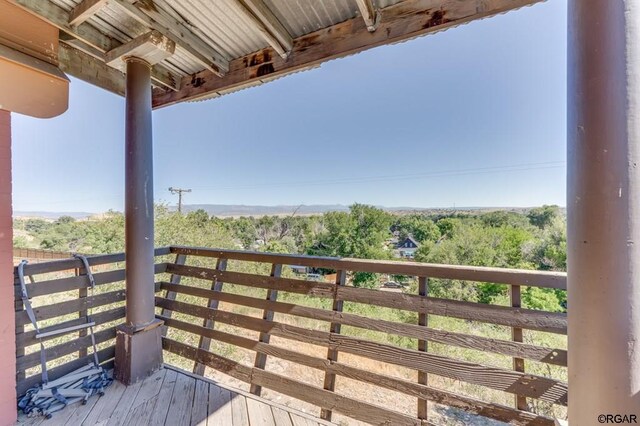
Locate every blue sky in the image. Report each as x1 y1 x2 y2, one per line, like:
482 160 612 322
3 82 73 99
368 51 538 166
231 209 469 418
11 1 566 213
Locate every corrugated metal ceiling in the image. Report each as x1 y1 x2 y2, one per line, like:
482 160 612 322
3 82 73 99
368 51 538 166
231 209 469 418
49 0 400 79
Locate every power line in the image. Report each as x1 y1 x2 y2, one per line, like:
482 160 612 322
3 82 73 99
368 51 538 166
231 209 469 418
168 187 192 213
191 161 565 192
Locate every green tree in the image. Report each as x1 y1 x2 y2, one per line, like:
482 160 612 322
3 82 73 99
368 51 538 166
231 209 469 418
527 205 560 229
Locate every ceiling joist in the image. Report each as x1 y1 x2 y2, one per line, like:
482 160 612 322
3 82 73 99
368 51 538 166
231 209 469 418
14 0 179 91
354 0 378 32
59 42 125 96
152 0 544 108
110 0 229 76
68 0 108 26
235 0 293 59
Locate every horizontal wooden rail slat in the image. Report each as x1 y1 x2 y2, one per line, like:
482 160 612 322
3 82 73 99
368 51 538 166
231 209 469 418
159 316 554 426
16 328 116 371
16 283 162 326
164 264 567 334
14 247 170 277
160 281 566 366
163 338 424 426
156 297 568 405
166 263 335 297
15 290 126 326
14 269 124 298
16 306 125 348
17 346 115 395
337 286 567 335
170 246 567 289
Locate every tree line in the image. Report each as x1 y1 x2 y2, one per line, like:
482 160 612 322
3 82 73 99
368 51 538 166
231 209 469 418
13 204 566 310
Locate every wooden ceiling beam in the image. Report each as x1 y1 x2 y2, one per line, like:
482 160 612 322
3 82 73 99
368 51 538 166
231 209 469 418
58 42 125 96
235 0 293 59
15 0 180 92
153 0 544 108
14 0 116 52
68 0 108 26
64 36 180 91
109 0 228 76
354 0 378 32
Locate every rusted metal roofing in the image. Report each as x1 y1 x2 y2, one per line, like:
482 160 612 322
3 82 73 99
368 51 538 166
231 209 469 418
13 0 545 107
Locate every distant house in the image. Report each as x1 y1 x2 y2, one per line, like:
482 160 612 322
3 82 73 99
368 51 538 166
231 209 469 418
396 236 419 258
289 265 308 275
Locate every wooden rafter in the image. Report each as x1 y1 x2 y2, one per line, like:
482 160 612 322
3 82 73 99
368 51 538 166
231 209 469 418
13 0 180 91
68 0 108 26
153 0 544 108
354 0 378 32
109 0 228 76
235 0 293 59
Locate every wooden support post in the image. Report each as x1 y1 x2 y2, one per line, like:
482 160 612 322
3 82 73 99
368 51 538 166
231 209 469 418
320 270 347 421
249 263 282 396
77 267 87 359
160 254 187 337
511 284 527 410
193 258 228 376
417 276 428 420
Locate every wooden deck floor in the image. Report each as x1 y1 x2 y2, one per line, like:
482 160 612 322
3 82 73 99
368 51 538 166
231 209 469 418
17 366 334 426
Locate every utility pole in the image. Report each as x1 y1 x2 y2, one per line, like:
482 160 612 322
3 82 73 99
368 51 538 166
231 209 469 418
168 187 191 213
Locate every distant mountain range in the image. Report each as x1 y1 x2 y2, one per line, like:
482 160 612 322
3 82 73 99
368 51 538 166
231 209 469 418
14 204 557 219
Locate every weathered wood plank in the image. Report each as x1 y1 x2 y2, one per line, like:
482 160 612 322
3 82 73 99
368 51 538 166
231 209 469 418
191 379 210 426
512 284 528 410
105 378 144 424
147 368 179 426
13 247 169 277
164 263 566 333
234 0 293 58
16 282 161 326
194 257 226 375
165 263 335 298
62 388 101 425
16 327 116 371
231 392 250 426
158 302 567 405
158 283 567 366
165 372 197 426
250 263 282 396
169 246 566 289
320 270 346 421
208 384 233 426
163 339 421 426
160 318 560 422
80 379 127 425
246 397 277 426
271 406 294 426
109 0 228 75
417 276 429 421
160 253 187 337
130 368 167 410
355 0 378 31
15 290 125 326
17 307 124 348
68 0 108 26
13 268 126 298
337 286 567 334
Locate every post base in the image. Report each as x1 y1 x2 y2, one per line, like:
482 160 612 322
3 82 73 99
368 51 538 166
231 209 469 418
114 319 164 385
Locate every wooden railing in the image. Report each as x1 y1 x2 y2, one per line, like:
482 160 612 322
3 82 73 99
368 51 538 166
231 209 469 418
158 246 568 426
13 247 170 395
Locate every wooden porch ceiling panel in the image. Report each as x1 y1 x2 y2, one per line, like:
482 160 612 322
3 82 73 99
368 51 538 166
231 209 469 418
11 0 544 108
